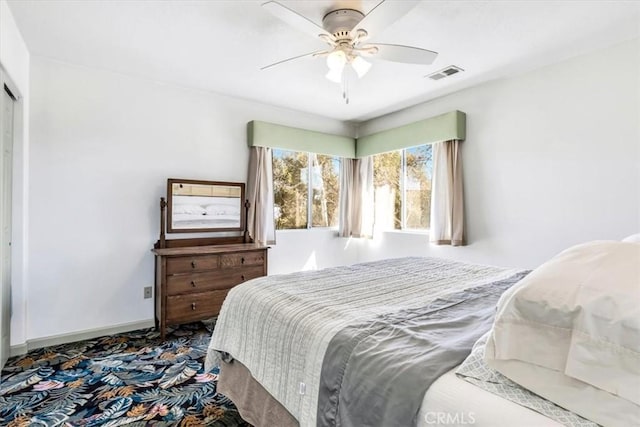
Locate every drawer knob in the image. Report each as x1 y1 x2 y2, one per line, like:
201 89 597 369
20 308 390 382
241 257 245 264
191 261 197 268
191 281 196 287
191 302 196 310
241 275 245 281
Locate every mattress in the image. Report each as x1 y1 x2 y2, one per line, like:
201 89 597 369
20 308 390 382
219 360 565 427
418 368 564 427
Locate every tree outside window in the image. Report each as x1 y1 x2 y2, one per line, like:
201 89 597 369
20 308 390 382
311 154 340 228
272 149 340 230
273 149 308 229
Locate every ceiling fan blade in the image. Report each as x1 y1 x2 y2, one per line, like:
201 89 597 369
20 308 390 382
350 0 419 38
367 43 438 65
262 1 333 41
261 50 329 70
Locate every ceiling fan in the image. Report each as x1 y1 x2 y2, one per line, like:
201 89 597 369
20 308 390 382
261 0 438 104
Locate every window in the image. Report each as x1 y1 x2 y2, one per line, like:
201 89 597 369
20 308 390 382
311 154 340 228
405 145 433 229
373 144 433 231
272 150 307 229
272 149 340 230
373 151 401 230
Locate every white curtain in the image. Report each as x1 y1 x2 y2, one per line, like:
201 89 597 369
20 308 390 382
247 146 276 244
339 156 374 238
430 140 465 246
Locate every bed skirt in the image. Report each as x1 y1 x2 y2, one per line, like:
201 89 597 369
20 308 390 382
219 360 299 427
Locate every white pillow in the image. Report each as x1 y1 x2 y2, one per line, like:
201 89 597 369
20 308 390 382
173 204 205 215
485 241 640 425
622 233 640 243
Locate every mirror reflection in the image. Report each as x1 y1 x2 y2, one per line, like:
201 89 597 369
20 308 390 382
167 179 245 233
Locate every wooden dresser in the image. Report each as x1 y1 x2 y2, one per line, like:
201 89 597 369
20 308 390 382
153 242 268 339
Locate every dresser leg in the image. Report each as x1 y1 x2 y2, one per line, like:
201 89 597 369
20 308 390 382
159 318 166 340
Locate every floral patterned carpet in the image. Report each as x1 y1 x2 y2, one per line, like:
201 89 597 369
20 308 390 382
0 322 250 426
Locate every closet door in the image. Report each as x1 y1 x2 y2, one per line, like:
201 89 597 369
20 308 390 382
0 83 14 368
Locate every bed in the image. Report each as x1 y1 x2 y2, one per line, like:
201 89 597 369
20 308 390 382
205 242 640 427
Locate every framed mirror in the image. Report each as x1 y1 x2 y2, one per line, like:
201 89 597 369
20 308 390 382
167 179 245 233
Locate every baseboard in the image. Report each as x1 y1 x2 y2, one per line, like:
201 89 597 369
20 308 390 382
9 319 156 357
9 343 28 357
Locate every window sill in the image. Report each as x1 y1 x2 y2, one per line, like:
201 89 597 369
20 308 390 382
378 229 430 237
275 228 429 239
276 227 339 233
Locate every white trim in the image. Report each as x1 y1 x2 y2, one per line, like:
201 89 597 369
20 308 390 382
382 229 429 236
0 63 29 352
0 66 20 99
9 342 26 357
307 153 313 229
9 319 156 357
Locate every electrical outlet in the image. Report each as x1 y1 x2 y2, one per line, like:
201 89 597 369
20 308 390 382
144 286 152 299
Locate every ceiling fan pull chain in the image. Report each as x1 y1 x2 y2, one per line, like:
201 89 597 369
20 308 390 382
342 72 349 104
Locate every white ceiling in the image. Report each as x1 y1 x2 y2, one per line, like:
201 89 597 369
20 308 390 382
6 0 640 122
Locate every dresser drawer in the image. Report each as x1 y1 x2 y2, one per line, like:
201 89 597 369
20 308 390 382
167 271 227 295
166 254 219 274
166 290 227 323
167 265 266 295
220 251 266 268
220 265 265 286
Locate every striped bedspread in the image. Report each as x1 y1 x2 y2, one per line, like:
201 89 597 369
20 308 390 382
205 257 519 426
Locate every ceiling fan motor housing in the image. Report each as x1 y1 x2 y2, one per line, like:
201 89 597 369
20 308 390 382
322 9 365 38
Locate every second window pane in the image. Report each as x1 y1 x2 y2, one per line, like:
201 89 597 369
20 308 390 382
373 151 402 230
405 145 432 229
311 154 340 228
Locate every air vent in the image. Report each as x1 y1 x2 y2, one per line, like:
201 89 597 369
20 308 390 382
427 65 464 81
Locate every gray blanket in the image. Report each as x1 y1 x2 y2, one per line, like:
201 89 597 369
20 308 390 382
317 271 529 427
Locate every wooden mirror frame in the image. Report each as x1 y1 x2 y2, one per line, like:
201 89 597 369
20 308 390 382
166 178 246 234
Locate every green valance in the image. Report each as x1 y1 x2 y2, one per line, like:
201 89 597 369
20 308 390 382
247 120 356 158
355 110 466 158
247 111 465 159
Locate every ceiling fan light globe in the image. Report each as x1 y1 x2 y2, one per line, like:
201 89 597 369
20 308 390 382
351 56 371 78
326 67 344 83
326 50 347 70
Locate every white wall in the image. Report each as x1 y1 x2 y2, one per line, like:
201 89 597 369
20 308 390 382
358 38 640 269
27 56 356 341
0 0 30 346
269 230 360 275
